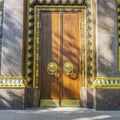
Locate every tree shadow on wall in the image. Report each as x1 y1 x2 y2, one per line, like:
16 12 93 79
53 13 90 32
0 1 23 76
94 0 120 111
0 90 24 109
97 0 120 77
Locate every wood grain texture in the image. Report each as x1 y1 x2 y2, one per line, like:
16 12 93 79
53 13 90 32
39 12 81 105
62 13 80 99
40 12 60 99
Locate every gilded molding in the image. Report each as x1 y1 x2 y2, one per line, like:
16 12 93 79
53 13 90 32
38 0 85 4
93 77 120 89
85 0 96 86
117 0 120 71
25 0 34 86
0 76 25 88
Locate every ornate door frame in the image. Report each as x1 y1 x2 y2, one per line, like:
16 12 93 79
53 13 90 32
25 0 96 89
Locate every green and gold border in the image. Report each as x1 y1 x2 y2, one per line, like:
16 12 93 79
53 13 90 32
93 77 120 89
0 76 26 88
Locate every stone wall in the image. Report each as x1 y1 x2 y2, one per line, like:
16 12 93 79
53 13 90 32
96 0 119 77
1 0 23 76
94 89 120 110
0 89 25 109
0 0 4 72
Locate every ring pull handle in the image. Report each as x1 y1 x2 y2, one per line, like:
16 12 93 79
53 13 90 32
63 62 73 75
47 62 57 75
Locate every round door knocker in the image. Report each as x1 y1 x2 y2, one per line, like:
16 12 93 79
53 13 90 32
63 62 73 75
47 62 57 75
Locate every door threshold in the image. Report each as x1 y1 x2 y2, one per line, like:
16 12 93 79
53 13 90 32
40 99 59 107
40 99 80 107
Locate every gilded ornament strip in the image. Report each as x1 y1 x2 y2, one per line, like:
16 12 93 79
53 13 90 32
93 77 120 89
37 0 85 5
85 0 96 86
25 0 34 87
0 76 26 88
33 7 40 87
81 9 86 87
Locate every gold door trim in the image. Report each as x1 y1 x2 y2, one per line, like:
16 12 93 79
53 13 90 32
34 5 86 88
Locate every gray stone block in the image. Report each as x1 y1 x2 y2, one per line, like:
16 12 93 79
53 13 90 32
0 89 25 109
94 89 120 110
25 88 40 108
1 0 23 75
97 0 119 77
81 87 94 108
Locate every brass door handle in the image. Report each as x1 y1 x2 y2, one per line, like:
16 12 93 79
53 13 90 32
47 62 57 75
63 62 73 75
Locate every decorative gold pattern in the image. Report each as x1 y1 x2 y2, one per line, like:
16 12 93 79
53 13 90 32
35 0 85 5
85 0 96 86
93 77 120 89
81 9 86 87
0 76 25 87
26 0 35 87
117 0 120 71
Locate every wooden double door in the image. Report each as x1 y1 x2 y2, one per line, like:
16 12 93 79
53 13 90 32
39 11 82 107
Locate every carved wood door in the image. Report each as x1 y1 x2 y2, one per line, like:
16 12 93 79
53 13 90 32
39 11 82 107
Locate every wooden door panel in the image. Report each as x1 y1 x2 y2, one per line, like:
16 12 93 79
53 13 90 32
39 11 81 106
62 13 80 99
40 12 60 99
51 13 61 99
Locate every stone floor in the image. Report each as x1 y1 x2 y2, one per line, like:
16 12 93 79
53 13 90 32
0 107 120 120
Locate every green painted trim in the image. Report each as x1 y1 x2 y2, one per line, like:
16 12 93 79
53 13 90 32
93 79 120 89
0 76 26 88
